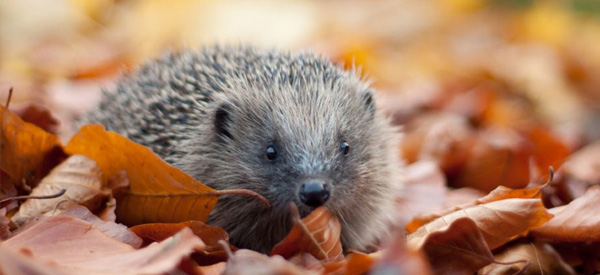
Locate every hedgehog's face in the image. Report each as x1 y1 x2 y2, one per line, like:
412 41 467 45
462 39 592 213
209 78 396 219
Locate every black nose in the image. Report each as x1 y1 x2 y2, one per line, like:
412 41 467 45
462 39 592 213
299 179 330 207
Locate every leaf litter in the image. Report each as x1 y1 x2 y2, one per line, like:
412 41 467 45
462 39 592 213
2 1 600 274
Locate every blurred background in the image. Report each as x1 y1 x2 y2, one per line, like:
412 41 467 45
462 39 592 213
1 0 599 184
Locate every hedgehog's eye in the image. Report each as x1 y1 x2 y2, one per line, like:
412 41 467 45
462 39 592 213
340 141 350 155
266 145 277 160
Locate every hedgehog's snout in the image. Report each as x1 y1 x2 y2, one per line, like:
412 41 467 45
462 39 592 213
298 177 330 207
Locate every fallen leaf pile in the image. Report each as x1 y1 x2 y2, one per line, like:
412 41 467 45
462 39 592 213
2 0 600 274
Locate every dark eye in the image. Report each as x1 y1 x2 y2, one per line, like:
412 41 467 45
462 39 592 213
266 145 277 160
340 141 350 155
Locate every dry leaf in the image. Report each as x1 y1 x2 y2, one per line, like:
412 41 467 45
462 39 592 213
407 184 545 233
271 206 344 262
3 215 205 275
479 242 575 275
532 185 600 242
552 242 600 273
395 160 447 225
443 187 485 208
342 250 380 275
525 126 570 174
0 105 65 193
450 128 531 192
0 208 9 240
0 170 18 211
130 220 232 265
371 231 432 275
197 262 227 275
407 198 553 250
64 125 219 225
400 112 475 175
11 155 107 227
224 249 314 275
11 103 60 134
60 206 142 248
420 217 495 275
0 246 63 275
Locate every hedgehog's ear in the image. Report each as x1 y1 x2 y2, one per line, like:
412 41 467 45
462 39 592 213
214 102 233 141
362 90 375 116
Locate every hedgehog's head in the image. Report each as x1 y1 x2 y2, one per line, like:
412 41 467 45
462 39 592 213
183 54 400 253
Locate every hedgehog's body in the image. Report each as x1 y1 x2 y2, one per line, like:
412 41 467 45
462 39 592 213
81 45 401 253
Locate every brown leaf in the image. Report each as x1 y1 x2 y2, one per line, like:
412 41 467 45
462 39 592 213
552 242 600 273
395 161 447 225
443 187 485 208
532 185 600 242
525 126 570 175
60 205 142 248
64 125 219 225
0 208 9 240
400 112 475 175
407 184 544 233
479 242 575 275
196 262 226 275
97 171 130 222
3 214 205 274
11 103 60 134
0 246 63 275
10 155 107 227
130 220 232 265
271 206 344 262
407 198 553 250
224 249 314 275
371 231 432 275
560 140 600 184
557 140 600 200
420 217 495 275
0 105 65 194
450 128 531 192
288 253 326 273
0 170 18 211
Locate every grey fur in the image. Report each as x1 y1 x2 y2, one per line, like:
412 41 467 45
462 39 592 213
80 45 402 253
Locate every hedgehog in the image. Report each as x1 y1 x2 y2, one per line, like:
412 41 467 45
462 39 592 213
80 45 402 253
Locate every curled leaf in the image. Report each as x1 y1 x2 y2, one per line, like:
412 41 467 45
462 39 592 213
0 105 65 193
408 198 553 250
271 205 344 262
532 185 600 242
11 155 107 227
64 125 219 225
407 184 545 233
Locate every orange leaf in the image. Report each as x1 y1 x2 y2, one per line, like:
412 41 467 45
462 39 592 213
130 220 232 265
407 184 544 233
271 206 344 262
0 105 65 192
408 198 553 250
343 251 380 275
64 125 218 225
450 129 531 192
532 185 600 242
480 242 575 275
420 217 495 274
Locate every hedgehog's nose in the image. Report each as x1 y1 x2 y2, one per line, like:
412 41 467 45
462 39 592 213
299 179 330 207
